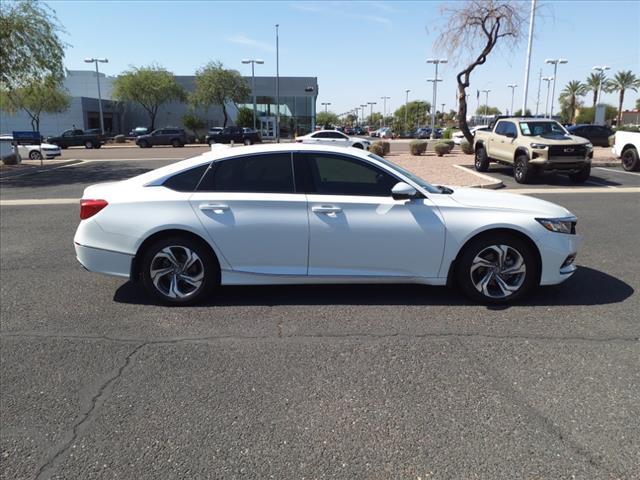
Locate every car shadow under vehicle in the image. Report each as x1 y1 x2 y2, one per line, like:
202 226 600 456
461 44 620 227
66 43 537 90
113 266 633 308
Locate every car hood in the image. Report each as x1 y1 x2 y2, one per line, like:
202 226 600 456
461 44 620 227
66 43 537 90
527 133 590 145
445 187 573 217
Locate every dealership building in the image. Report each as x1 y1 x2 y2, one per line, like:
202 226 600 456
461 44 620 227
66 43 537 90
0 70 319 139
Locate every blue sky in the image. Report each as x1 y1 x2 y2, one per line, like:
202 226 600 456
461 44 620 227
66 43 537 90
48 0 640 116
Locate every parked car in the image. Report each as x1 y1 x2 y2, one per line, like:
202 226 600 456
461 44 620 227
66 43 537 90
0 134 61 160
414 127 431 139
351 126 366 136
296 130 371 149
46 129 104 149
370 128 381 138
453 126 490 145
612 130 640 171
128 127 150 137
379 127 393 139
208 126 262 145
136 128 188 148
566 124 613 147
474 117 593 183
74 143 581 305
204 127 223 144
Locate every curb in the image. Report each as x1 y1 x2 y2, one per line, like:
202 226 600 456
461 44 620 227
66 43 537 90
453 165 504 190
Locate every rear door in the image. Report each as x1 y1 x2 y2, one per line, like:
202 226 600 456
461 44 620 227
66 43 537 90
190 152 309 275
297 152 446 278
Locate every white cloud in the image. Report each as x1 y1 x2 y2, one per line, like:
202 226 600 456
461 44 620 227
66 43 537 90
290 2 325 13
226 34 275 53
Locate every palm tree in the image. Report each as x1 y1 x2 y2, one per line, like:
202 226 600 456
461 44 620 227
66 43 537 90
560 80 586 124
585 72 606 110
606 70 640 127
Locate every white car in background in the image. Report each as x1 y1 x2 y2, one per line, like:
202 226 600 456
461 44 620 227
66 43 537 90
296 130 371 149
452 126 490 145
0 134 62 160
74 143 581 306
379 127 393 139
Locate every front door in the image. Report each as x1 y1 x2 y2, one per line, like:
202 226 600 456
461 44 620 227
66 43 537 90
260 117 276 140
297 152 446 278
190 152 308 275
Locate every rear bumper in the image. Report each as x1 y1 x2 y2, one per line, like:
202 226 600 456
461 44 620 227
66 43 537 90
75 242 132 279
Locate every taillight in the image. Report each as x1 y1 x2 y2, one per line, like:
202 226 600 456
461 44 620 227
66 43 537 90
80 199 108 219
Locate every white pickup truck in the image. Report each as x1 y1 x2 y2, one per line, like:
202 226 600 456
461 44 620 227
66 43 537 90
612 130 640 171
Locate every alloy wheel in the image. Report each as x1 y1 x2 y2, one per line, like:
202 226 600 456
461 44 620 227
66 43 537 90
149 245 204 299
470 244 526 299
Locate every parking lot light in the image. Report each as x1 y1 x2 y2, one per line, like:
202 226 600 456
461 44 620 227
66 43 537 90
380 96 390 127
545 58 568 118
426 58 447 138
242 59 264 131
592 65 610 106
507 84 518 115
84 57 108 135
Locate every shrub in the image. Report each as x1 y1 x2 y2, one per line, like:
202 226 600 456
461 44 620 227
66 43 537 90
379 140 390 155
434 142 452 156
2 153 19 165
443 128 453 139
114 134 126 143
443 139 455 149
460 139 474 154
369 142 385 156
409 140 428 155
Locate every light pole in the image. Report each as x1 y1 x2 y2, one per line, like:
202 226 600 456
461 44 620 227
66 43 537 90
321 102 331 113
426 58 447 138
507 84 518 115
521 0 536 114
368 101 376 128
481 89 491 117
84 57 108 134
380 96 390 126
361 104 367 126
404 89 410 131
275 24 280 142
592 65 610 106
542 76 553 118
241 59 264 130
535 69 542 116
545 58 568 118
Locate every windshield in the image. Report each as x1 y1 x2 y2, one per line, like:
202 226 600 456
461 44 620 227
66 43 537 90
368 153 441 194
519 121 567 137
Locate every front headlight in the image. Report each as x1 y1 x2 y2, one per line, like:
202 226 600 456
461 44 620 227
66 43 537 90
536 217 576 234
585 143 593 149
530 143 548 149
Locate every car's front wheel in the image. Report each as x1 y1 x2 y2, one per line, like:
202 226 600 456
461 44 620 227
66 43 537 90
456 233 538 304
621 147 640 171
243 138 252 146
84 140 94 149
513 155 534 184
28 150 43 160
141 236 218 305
474 145 490 172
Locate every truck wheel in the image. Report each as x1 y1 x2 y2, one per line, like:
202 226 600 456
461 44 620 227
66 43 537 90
84 140 94 149
474 145 490 172
513 155 533 184
621 147 640 172
171 139 182 148
243 138 251 146
569 164 591 183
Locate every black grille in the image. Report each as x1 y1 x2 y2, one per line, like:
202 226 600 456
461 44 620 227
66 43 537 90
548 145 588 158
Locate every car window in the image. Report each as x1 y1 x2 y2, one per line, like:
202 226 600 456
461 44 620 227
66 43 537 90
503 122 517 137
163 165 209 192
303 153 398 196
199 153 294 193
313 132 329 138
328 132 347 139
495 122 508 135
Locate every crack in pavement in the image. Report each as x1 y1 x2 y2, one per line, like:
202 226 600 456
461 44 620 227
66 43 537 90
33 342 147 480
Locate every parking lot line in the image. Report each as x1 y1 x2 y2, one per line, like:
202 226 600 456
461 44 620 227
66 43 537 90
510 187 640 194
594 167 640 176
0 198 79 206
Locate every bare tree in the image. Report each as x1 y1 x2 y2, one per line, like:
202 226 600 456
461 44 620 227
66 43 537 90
434 0 527 143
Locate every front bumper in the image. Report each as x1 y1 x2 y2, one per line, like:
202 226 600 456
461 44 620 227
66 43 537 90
537 231 582 285
75 243 133 278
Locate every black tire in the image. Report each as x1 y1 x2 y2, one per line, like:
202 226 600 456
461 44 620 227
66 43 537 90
141 235 219 305
352 143 364 149
171 139 182 148
243 138 252 146
95 144 102 149
568 164 591 183
84 140 94 149
474 145 490 172
456 232 538 304
513 154 533 184
138 140 149 148
28 150 43 160
621 147 640 172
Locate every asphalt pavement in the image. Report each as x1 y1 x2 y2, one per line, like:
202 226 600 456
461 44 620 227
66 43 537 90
1 154 639 479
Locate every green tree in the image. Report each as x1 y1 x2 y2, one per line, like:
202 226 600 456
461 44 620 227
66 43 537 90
513 108 532 116
0 76 70 131
475 105 501 115
585 72 606 110
0 1 66 89
344 113 356 125
559 80 586 124
605 70 640 126
113 65 185 130
316 111 339 127
235 107 254 128
393 101 431 130
575 104 617 124
366 112 383 127
182 111 206 140
192 61 251 127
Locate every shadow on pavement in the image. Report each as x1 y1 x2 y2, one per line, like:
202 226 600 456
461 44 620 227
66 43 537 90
0 162 154 190
113 266 633 308
464 164 623 187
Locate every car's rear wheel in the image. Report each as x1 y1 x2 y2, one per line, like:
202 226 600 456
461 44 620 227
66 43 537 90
456 233 537 304
568 164 591 183
28 150 43 160
84 140 94 149
171 139 182 148
141 236 218 305
243 138 252 146
138 140 149 148
474 145 490 172
513 155 533 184
352 143 364 149
621 147 640 171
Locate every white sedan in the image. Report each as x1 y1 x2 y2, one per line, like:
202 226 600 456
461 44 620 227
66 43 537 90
296 130 370 150
0 134 62 160
74 144 580 305
452 126 490 145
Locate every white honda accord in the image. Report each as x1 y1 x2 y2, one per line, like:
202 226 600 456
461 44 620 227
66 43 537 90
74 144 580 305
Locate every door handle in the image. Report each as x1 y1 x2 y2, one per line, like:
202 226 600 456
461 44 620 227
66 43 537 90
312 205 342 214
199 203 229 213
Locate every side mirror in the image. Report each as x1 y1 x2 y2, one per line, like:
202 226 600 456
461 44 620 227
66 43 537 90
506 131 517 139
391 182 418 200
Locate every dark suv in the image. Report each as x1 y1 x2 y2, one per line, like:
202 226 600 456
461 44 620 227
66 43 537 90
566 124 613 147
136 128 188 148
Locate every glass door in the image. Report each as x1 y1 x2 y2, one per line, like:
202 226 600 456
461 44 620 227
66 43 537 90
260 117 276 139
